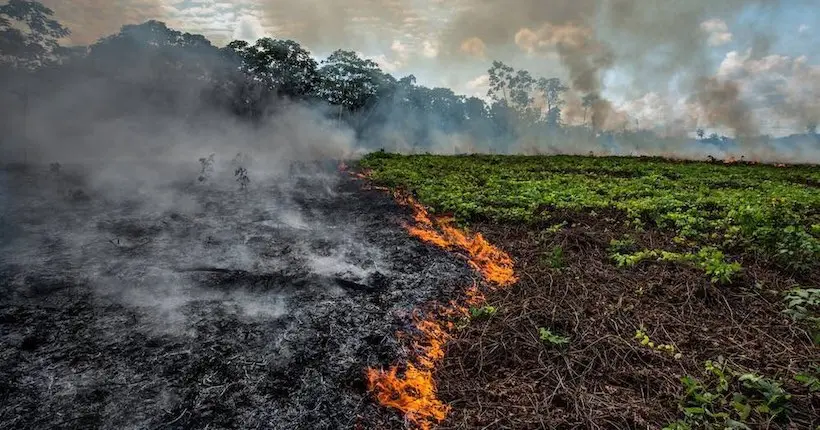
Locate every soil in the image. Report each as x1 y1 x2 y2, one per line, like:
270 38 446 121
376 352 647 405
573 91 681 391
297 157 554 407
0 163 473 430
435 213 819 429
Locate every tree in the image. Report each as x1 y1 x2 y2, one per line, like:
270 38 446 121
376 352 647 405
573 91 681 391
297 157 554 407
696 128 705 140
808 122 817 135
317 50 391 113
237 38 319 99
538 77 568 127
487 61 514 103
0 0 69 69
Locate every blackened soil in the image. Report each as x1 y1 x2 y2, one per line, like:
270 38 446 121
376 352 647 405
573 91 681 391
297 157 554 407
0 165 473 430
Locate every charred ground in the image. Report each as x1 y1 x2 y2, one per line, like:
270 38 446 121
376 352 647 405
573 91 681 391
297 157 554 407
0 161 473 429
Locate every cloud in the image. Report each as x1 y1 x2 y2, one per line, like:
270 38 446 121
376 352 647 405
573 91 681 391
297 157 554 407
364 53 402 72
459 37 486 57
463 74 490 98
390 40 409 60
700 18 733 46
798 24 810 34
421 39 439 58
255 0 450 52
233 15 267 42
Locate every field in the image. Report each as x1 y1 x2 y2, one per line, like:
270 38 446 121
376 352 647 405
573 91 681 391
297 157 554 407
2 154 818 430
358 153 820 429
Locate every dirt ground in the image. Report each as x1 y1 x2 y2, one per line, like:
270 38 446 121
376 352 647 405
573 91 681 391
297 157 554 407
436 213 819 429
0 163 472 430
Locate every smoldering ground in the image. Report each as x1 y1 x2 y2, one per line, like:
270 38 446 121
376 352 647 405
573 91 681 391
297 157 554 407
0 70 475 428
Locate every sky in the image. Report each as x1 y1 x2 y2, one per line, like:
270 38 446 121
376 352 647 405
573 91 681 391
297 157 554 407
36 0 820 137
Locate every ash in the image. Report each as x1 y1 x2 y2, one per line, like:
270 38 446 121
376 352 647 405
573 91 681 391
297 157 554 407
0 162 471 429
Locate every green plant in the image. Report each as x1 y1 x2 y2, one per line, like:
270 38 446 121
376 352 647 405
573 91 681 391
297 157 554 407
544 221 567 234
668 359 793 429
542 245 565 269
794 367 820 392
538 327 569 346
469 305 497 320
609 235 637 254
783 288 820 344
359 153 820 272
634 327 680 358
612 248 741 284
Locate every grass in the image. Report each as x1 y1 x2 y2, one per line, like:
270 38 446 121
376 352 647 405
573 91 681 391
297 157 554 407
357 153 820 429
360 153 820 274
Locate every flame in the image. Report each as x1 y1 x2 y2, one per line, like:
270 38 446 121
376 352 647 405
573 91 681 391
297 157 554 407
395 193 517 286
364 181 517 430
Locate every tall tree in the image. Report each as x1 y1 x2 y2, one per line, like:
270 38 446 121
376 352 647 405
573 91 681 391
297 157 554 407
538 77 568 127
487 61 514 103
0 0 69 69
317 50 391 113
238 38 319 99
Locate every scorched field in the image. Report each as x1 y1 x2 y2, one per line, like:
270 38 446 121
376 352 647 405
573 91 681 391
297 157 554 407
2 153 819 430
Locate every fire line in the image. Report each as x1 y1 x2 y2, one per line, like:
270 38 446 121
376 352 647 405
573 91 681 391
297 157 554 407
347 166 516 430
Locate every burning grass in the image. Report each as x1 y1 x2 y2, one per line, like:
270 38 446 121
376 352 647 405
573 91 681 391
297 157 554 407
364 190 516 429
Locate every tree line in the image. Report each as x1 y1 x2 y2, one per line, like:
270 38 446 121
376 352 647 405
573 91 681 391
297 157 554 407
0 0 613 153
7 0 810 155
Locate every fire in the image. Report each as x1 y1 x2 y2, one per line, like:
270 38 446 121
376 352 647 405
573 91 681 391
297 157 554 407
395 192 517 287
365 184 517 429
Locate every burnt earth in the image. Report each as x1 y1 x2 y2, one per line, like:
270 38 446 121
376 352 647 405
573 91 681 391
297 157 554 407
0 163 473 430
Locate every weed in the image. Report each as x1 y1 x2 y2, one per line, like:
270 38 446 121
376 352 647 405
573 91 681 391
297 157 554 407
667 358 793 429
634 327 680 358
611 247 741 284
468 305 497 320
782 287 820 344
794 366 820 392
541 245 565 269
538 327 569 346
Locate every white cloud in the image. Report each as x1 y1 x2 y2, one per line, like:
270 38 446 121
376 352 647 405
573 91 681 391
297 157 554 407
700 18 733 46
421 39 439 58
798 24 810 34
232 15 267 42
463 74 489 99
390 40 409 61
365 53 402 72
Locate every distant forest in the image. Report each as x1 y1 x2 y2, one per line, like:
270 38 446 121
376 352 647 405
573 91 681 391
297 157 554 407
1 0 817 157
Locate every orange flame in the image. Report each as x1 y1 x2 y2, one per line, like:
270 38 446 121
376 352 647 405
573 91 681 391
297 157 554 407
364 182 517 430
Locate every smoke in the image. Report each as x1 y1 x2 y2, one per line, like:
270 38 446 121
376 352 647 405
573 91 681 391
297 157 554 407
689 77 757 137
0 16 379 335
436 0 816 140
